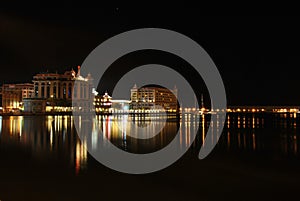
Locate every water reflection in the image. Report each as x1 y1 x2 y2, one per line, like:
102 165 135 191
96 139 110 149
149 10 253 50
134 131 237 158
220 113 300 158
78 115 182 154
1 113 300 174
0 115 87 174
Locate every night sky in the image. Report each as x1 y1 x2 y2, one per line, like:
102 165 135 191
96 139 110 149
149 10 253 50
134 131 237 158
0 10 299 106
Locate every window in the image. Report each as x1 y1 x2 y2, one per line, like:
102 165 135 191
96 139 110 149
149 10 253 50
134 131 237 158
58 84 61 99
46 83 50 98
41 83 45 98
53 83 57 98
68 83 72 99
63 83 67 99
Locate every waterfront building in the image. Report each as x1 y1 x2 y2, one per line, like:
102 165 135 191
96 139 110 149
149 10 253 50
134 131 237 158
25 66 93 113
93 93 133 114
1 83 34 112
94 92 112 113
130 84 178 113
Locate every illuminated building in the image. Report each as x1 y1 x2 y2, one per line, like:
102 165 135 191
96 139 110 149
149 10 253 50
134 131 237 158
93 92 132 114
1 83 34 113
24 66 93 113
130 84 178 113
32 66 92 100
94 92 112 113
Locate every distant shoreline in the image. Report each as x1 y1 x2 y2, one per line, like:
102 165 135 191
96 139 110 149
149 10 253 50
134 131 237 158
0 112 182 117
1 110 299 117
2 106 300 117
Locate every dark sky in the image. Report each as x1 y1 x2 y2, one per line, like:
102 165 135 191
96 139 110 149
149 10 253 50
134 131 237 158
0 9 299 106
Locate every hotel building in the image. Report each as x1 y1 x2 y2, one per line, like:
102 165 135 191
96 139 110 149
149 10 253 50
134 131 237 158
130 84 178 113
24 66 93 113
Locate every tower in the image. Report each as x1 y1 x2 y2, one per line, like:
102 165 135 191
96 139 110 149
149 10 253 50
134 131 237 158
77 65 81 77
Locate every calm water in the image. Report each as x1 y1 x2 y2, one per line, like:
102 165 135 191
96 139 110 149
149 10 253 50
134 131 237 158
1 113 300 200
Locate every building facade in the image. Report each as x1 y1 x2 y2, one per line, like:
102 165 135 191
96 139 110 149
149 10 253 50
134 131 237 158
94 92 112 113
130 84 178 113
1 83 34 113
26 66 93 113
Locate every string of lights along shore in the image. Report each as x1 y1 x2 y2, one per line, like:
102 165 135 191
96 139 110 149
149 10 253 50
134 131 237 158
0 66 300 115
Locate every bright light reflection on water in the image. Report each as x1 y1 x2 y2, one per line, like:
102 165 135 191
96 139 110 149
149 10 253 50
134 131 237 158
0 113 300 174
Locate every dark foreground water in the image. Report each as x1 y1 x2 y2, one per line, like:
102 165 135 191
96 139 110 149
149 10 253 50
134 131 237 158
1 113 300 201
